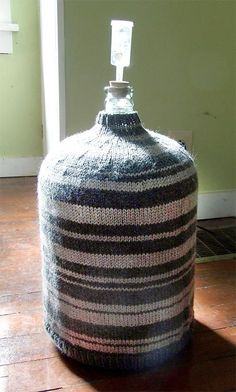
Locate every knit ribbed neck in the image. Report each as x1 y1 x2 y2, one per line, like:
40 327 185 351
96 111 142 131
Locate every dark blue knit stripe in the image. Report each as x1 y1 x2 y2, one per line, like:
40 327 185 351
51 318 190 347
45 322 191 370
48 262 193 290
42 221 196 255
43 152 191 183
99 125 149 139
49 157 192 183
47 285 192 315
42 149 192 181
96 111 141 131
44 303 192 340
41 173 198 209
107 159 192 182
42 206 197 237
43 244 195 280
44 266 194 306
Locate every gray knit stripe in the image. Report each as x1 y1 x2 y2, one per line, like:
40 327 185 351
41 232 196 268
45 253 195 285
39 173 197 209
47 315 192 346
45 280 194 313
49 321 192 354
45 154 192 183
42 165 196 193
43 258 194 291
47 158 193 184
39 191 197 226
40 213 196 243
43 151 191 183
41 205 197 237
96 111 141 128
45 286 193 327
108 158 192 180
41 145 180 181
44 303 192 340
42 140 172 165
42 244 196 280
43 266 194 305
45 322 191 370
43 268 193 306
41 221 196 255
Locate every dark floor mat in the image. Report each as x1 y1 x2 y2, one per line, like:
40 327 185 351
196 225 236 262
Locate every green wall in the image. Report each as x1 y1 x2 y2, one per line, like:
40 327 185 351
64 0 236 193
0 0 42 157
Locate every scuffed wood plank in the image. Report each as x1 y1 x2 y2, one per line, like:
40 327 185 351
195 283 236 308
0 332 58 366
8 356 89 392
0 377 8 392
0 365 8 378
0 310 44 338
0 291 42 316
194 302 236 330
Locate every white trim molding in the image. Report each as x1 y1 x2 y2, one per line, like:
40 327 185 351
198 190 236 219
40 0 66 155
0 157 43 177
0 0 19 54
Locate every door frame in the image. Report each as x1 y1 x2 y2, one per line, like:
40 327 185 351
40 0 66 155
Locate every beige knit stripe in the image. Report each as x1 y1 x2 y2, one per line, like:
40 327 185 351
46 280 194 313
42 232 196 268
48 165 196 193
46 288 193 327
52 254 195 285
41 214 197 243
46 262 193 293
39 191 197 226
48 316 192 347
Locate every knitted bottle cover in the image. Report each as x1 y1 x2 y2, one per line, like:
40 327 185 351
38 111 198 370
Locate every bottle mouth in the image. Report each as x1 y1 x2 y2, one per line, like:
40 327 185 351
104 81 132 98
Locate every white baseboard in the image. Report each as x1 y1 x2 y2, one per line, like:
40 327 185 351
198 190 236 219
0 157 43 177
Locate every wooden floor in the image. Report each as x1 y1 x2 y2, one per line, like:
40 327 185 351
0 177 235 392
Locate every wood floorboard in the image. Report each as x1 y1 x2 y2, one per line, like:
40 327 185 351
0 177 236 392
0 291 42 316
0 310 43 339
0 332 58 366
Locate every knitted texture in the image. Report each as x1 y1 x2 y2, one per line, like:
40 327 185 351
38 111 198 370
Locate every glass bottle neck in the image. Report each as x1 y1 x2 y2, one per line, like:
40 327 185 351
104 83 134 114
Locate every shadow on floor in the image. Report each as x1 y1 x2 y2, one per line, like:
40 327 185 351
58 320 236 391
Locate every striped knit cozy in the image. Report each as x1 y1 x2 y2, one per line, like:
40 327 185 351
38 111 198 370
